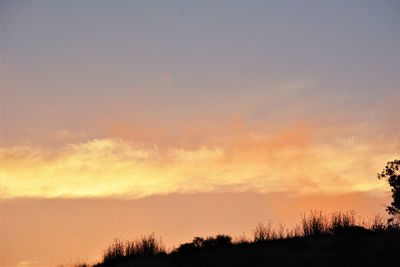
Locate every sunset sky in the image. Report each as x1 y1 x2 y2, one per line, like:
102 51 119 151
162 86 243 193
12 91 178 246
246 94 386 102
1 0 399 266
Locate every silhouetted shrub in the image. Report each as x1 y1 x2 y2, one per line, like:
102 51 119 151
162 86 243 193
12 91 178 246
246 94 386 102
253 222 277 242
125 233 164 258
330 211 356 234
192 236 205 248
301 210 329 237
202 234 232 248
371 214 387 232
101 234 165 265
173 242 196 254
102 238 125 264
233 233 249 245
386 221 400 232
174 234 232 254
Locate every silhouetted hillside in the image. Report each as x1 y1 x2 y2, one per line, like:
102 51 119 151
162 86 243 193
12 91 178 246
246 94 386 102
80 211 400 267
91 231 399 267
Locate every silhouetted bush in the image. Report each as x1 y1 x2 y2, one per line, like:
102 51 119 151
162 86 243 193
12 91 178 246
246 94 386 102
301 210 329 236
192 236 204 248
371 214 387 232
102 238 125 264
202 234 232 248
253 222 277 242
174 234 232 254
101 234 165 265
330 211 356 234
125 233 164 258
233 233 249 245
386 221 400 232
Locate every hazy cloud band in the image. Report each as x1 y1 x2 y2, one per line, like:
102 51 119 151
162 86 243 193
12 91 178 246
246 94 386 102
1 127 398 199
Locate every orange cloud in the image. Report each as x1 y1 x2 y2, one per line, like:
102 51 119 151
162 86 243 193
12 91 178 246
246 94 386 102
0 123 398 199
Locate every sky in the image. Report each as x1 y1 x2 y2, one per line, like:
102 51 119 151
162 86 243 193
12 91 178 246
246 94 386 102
0 0 399 266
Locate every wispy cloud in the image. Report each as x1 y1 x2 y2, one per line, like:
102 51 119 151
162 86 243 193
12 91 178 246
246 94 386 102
1 123 398 199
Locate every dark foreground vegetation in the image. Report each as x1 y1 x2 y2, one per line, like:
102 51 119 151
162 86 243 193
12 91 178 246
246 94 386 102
75 211 400 267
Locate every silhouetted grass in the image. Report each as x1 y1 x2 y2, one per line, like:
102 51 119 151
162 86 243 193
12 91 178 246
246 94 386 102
80 211 400 267
98 234 165 266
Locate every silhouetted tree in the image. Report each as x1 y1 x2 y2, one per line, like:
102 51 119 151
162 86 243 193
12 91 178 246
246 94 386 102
378 159 400 222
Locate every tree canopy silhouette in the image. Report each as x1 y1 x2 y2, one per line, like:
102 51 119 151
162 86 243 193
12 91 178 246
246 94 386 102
378 159 400 222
